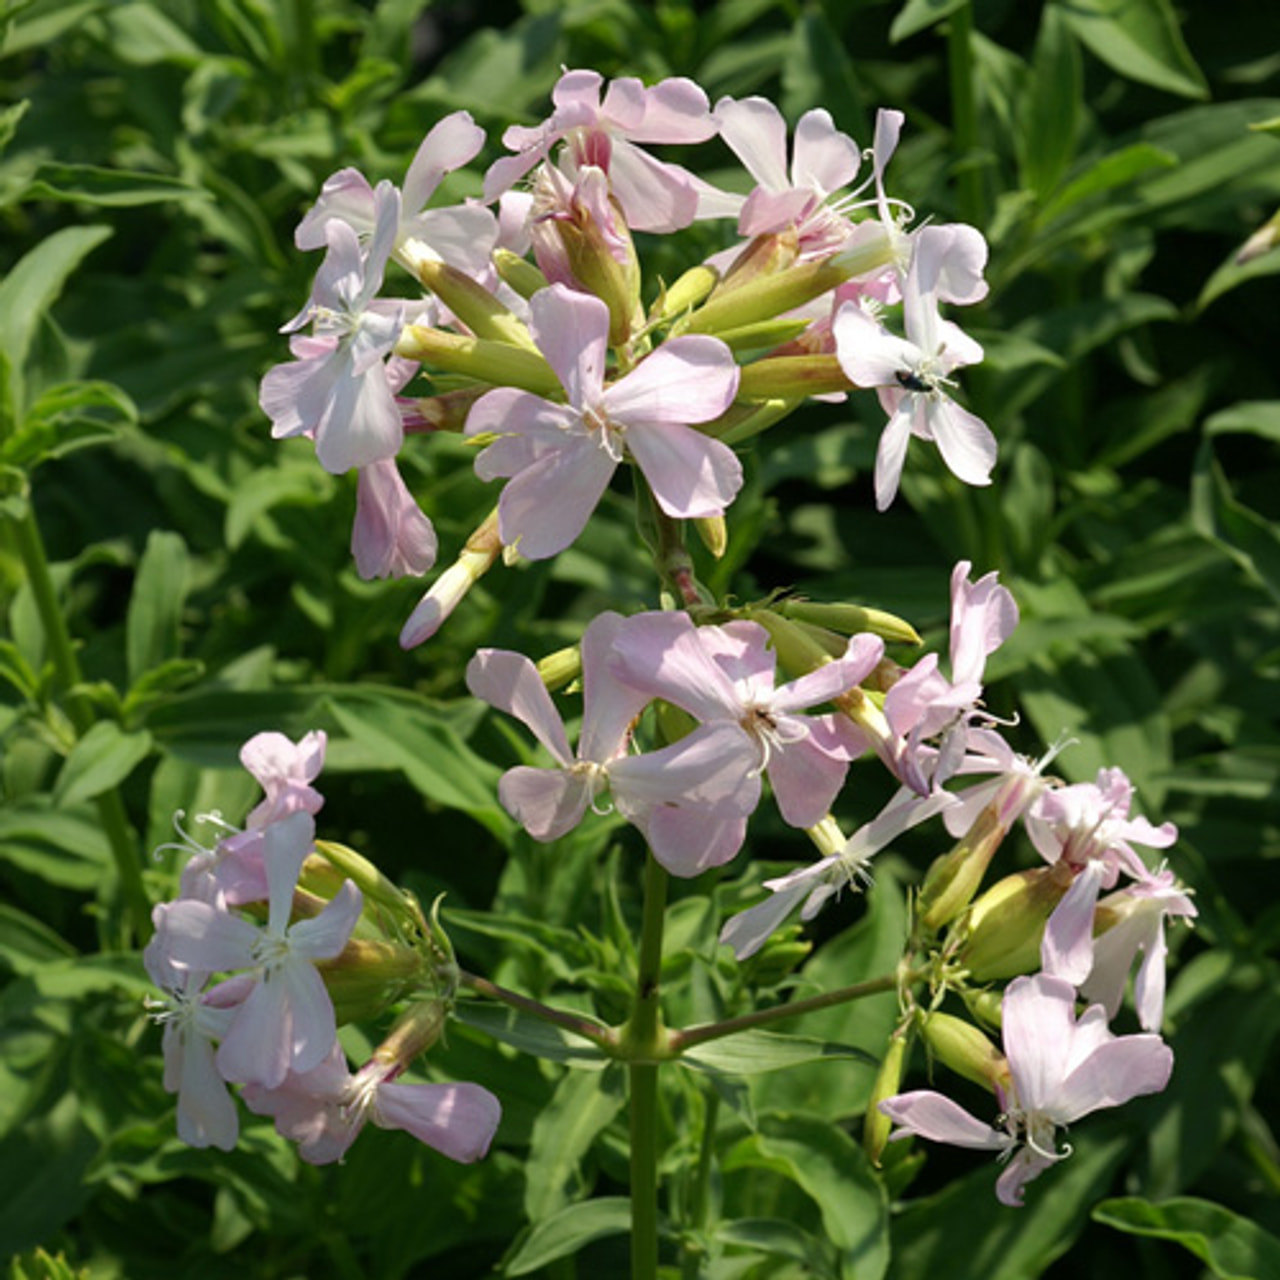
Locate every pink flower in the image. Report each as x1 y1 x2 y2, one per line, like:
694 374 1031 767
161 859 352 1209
713 96 862 257
878 561 1018 795
880 973 1173 1206
243 1043 501 1166
465 285 741 560
466 612 762 876
352 456 437 579
1027 768 1178 988
484 69 716 232
610 612 883 828
295 110 498 281
1083 865 1197 1031
833 224 995 509
157 813 363 1089
720 786 955 959
261 183 414 474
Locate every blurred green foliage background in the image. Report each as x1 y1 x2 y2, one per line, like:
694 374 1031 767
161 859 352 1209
1 0 1279 1276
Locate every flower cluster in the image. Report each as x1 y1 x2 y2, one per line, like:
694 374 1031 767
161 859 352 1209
151 68 1201 1220
259 69 997 645
144 732 500 1164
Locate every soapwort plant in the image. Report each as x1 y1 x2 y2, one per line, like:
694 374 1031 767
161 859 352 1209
139 69 1198 1277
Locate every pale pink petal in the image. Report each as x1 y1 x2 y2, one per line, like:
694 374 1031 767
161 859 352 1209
879 1091 1007 1150
529 285 609 408
606 141 702 231
931 222 990 305
1040 861 1107 987
766 734 850 828
498 766 591 841
609 612 743 724
719 878 815 959
277 958 339 1075
791 108 861 195
1001 974 1078 1113
604 336 739 426
352 457 437 579
626 422 743 520
494 435 618 559
739 187 816 237
599 76 647 131
375 1080 502 1162
466 648 573 764
642 805 750 876
295 168 375 250
770 633 885 713
874 394 914 511
312 357 405 475
927 397 997 488
996 1147 1055 1207
577 612 651 763
404 205 499 278
1053 1036 1173 1124
831 304 918 387
403 111 486 212
175 1034 239 1150
713 96 789 191
289 881 363 963
216 977 293 1087
263 813 316 934
158 900 258 974
627 77 715 143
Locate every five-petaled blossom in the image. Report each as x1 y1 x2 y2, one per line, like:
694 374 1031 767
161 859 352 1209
467 611 762 876
465 284 741 560
880 973 1173 1206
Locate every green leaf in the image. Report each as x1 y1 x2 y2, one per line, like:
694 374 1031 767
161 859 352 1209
1058 0 1208 99
0 638 40 701
1017 5 1082 199
682 1030 875 1076
1 380 135 470
1205 401 1280 445
0 805 111 890
53 722 153 809
224 463 333 550
1037 143 1178 225
0 100 29 155
1191 438 1280 605
751 1113 889 1280
713 1218 835 1273
327 697 511 840
0 904 77 976
0 226 112 418
889 0 966 44
780 9 867 143
0 1 104 57
523 1067 625 1222
502 1197 631 1276
99 1 202 63
1094 1196 1280 1279
21 163 209 208
125 530 190 687
450 1001 609 1069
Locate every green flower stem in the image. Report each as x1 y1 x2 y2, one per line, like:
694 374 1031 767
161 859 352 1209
455 968 618 1050
668 970 906 1053
10 503 151 944
623 851 671 1280
679 1087 720 1280
947 2 985 229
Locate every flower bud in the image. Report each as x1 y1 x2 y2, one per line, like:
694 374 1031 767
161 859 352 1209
694 514 728 559
921 1011 1009 1094
773 598 922 647
400 508 503 648
492 247 549 299
395 325 561 398
714 317 811 355
403 387 486 435
736 355 853 400
958 864 1072 982
537 643 582 693
370 995 452 1070
654 264 719 320
916 805 1011 932
409 256 538 352
961 986 1004 1032
314 839 416 924
864 1030 909 1166
713 229 800 296
748 609 832 682
318 938 428 1025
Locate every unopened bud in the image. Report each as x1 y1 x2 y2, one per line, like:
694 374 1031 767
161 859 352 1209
917 805 1011 932
403 386 486 434
748 609 832 681
713 229 800 296
694 514 728 559
774 598 922 647
493 247 549 299
961 986 1004 1032
921 1012 1009 1094
318 939 428 1024
655 264 719 319
314 839 415 924
537 644 582 692
409 256 538 352
864 1031 909 1166
959 864 1072 982
395 325 561 398
714 317 811 355
371 996 451 1069
400 508 503 648
736 355 853 401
